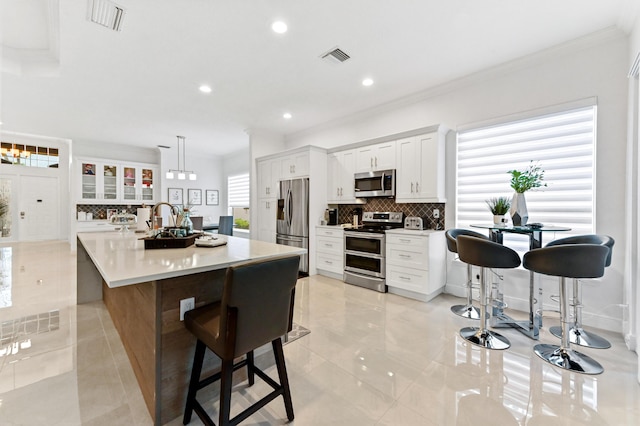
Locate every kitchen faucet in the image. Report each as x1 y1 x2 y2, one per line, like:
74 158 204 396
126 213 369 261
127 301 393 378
151 202 179 228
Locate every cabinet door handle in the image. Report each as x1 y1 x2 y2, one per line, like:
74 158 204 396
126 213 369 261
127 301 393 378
416 182 419 192
370 157 373 168
411 183 414 193
399 254 411 258
340 187 343 196
337 188 340 196
325 243 333 247
399 238 411 243
399 276 411 281
325 260 333 265
375 156 378 167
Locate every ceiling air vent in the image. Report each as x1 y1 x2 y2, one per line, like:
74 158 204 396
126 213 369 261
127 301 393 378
320 47 351 64
87 0 125 31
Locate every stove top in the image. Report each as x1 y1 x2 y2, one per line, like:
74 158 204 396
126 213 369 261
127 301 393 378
346 212 405 234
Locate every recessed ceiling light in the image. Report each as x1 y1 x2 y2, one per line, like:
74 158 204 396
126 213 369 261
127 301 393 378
199 85 212 93
283 112 292 119
272 21 288 34
362 78 374 87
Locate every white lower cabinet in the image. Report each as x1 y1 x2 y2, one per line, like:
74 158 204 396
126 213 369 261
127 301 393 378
385 230 445 301
315 226 344 276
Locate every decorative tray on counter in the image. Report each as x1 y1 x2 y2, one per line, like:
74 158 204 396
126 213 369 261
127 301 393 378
142 233 198 249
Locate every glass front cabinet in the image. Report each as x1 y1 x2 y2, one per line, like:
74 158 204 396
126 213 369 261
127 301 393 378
78 158 158 204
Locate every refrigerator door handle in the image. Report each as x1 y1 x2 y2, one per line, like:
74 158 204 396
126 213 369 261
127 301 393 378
288 189 293 226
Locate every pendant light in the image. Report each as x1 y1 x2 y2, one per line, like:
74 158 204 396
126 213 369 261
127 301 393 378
165 136 197 181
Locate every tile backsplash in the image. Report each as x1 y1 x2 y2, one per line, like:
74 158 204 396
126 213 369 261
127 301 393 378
337 199 445 229
76 204 143 220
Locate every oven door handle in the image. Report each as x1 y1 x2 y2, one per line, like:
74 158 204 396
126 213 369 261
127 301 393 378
344 232 385 240
345 250 385 259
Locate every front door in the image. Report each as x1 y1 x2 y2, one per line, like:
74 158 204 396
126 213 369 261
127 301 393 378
18 176 60 241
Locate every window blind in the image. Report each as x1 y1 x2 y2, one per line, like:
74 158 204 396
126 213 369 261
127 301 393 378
456 104 596 252
227 173 250 207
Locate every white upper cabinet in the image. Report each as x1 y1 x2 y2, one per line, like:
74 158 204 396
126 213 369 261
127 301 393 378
355 141 396 172
327 149 357 203
257 158 281 199
77 158 158 204
395 131 446 203
280 151 309 178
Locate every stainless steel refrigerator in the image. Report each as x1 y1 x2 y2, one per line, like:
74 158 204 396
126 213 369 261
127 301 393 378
276 178 309 274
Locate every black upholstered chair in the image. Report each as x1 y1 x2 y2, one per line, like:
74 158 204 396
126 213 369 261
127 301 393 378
523 244 609 374
445 229 490 320
456 235 521 350
183 254 300 425
544 234 614 349
218 215 234 236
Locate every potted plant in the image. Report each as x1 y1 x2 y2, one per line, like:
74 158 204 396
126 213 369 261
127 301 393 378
507 162 546 225
486 196 511 225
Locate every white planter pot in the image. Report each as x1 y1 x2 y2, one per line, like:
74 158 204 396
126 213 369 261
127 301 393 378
493 215 508 225
510 193 528 226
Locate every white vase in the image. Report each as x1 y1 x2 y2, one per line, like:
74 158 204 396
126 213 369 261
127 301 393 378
510 193 528 226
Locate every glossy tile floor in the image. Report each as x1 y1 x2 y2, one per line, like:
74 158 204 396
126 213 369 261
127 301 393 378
1 241 639 425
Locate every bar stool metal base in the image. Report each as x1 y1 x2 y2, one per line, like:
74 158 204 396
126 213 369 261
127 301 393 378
549 326 611 349
460 326 510 350
533 343 603 375
451 304 481 320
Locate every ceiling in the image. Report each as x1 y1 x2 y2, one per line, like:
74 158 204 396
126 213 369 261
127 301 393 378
1 0 638 156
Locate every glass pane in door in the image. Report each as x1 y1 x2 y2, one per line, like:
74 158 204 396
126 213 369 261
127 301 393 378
141 168 153 200
82 162 97 199
0 178 11 238
123 167 136 200
103 165 118 200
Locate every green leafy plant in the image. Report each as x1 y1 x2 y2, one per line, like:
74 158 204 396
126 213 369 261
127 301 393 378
485 196 511 215
508 161 547 193
234 218 250 229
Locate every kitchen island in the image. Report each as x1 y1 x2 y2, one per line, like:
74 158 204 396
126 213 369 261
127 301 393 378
76 231 304 425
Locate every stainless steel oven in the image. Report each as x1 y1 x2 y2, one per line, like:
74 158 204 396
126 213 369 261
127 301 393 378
345 231 385 278
343 211 404 293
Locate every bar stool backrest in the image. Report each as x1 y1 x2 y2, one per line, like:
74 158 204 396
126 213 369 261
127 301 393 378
445 229 489 254
523 244 608 279
545 234 614 267
457 235 521 269
221 255 300 358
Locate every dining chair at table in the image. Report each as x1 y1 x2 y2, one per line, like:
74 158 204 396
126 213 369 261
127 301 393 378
182 254 300 425
218 215 234 236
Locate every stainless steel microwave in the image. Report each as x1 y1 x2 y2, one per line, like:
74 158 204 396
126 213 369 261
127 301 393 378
354 169 395 198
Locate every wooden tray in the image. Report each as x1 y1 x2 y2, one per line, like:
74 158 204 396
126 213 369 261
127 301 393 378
143 234 198 249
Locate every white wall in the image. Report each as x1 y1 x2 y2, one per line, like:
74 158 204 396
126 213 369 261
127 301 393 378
285 30 630 333
627 13 640 379
73 140 159 164
159 146 225 224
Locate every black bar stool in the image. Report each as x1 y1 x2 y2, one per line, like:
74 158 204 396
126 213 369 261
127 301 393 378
523 244 609 374
183 254 300 425
545 234 614 349
445 229 490 320
456 235 521 350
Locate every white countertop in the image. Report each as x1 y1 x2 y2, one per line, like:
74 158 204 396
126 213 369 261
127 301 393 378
77 232 306 288
385 228 443 236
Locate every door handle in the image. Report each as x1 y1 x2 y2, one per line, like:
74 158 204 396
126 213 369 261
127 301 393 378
411 182 414 193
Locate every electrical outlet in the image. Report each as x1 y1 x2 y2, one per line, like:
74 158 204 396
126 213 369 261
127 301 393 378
433 209 440 219
180 297 195 321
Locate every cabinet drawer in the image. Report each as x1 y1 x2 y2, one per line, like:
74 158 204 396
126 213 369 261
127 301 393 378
386 233 428 248
316 236 343 254
316 252 343 274
316 228 344 238
386 244 428 269
387 265 428 294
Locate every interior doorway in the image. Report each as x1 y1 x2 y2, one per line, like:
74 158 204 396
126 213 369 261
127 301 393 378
18 176 60 241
